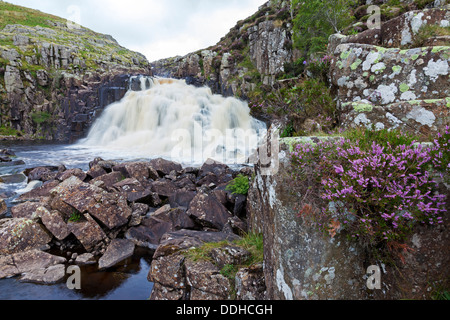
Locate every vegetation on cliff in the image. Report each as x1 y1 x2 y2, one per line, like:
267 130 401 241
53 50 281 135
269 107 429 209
0 1 150 140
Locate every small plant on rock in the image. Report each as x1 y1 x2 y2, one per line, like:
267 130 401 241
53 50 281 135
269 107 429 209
226 174 250 196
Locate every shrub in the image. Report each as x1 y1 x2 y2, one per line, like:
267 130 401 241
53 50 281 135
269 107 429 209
290 128 447 260
226 174 250 195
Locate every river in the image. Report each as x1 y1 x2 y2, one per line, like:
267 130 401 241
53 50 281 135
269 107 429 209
0 77 265 300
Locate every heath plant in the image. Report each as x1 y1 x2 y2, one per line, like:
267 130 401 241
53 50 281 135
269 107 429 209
290 127 448 261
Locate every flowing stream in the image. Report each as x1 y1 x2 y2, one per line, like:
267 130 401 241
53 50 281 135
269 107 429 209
0 77 266 300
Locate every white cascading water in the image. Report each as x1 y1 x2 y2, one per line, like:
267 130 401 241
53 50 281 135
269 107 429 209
79 77 266 165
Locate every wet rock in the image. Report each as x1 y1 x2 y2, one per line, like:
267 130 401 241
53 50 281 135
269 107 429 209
187 191 233 231
25 166 64 182
0 249 66 280
0 173 27 184
0 218 52 255
98 239 135 270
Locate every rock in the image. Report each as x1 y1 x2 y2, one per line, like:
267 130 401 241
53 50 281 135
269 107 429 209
51 176 131 230
86 164 108 179
209 244 251 269
185 259 231 300
67 214 107 253
37 207 71 241
151 205 197 231
0 199 7 218
98 239 135 270
90 171 124 189
75 253 96 265
235 263 266 300
125 217 173 250
149 158 183 177
168 189 197 209
25 166 63 182
0 249 66 280
124 161 159 181
153 229 240 259
330 43 449 134
0 218 52 255
56 168 87 182
17 180 60 202
112 178 161 206
20 264 66 284
148 253 186 289
151 179 178 198
149 229 241 300
0 173 27 184
381 8 450 48
340 98 449 136
10 201 42 219
187 191 233 231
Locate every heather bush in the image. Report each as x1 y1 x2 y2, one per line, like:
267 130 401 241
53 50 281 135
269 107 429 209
290 128 448 258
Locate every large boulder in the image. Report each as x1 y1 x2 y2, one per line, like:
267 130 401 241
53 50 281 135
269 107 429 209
148 229 241 300
50 176 131 230
0 218 52 255
187 191 233 231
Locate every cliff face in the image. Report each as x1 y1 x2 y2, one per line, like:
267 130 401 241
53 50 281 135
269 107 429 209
151 1 296 99
0 2 151 141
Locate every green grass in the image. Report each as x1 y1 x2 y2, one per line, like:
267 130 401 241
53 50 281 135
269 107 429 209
0 2 66 29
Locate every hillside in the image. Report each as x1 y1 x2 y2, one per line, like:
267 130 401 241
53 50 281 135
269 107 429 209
152 0 449 138
0 1 151 141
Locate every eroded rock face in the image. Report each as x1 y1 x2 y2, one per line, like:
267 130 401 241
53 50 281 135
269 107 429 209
0 14 151 141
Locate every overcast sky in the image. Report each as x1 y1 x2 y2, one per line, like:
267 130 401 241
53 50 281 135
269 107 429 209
6 0 267 61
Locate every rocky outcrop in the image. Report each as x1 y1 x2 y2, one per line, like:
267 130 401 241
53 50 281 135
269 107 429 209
329 6 450 136
247 133 449 300
151 1 295 98
0 4 151 141
0 154 259 296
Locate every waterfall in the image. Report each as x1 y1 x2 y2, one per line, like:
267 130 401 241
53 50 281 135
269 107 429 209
79 77 266 165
